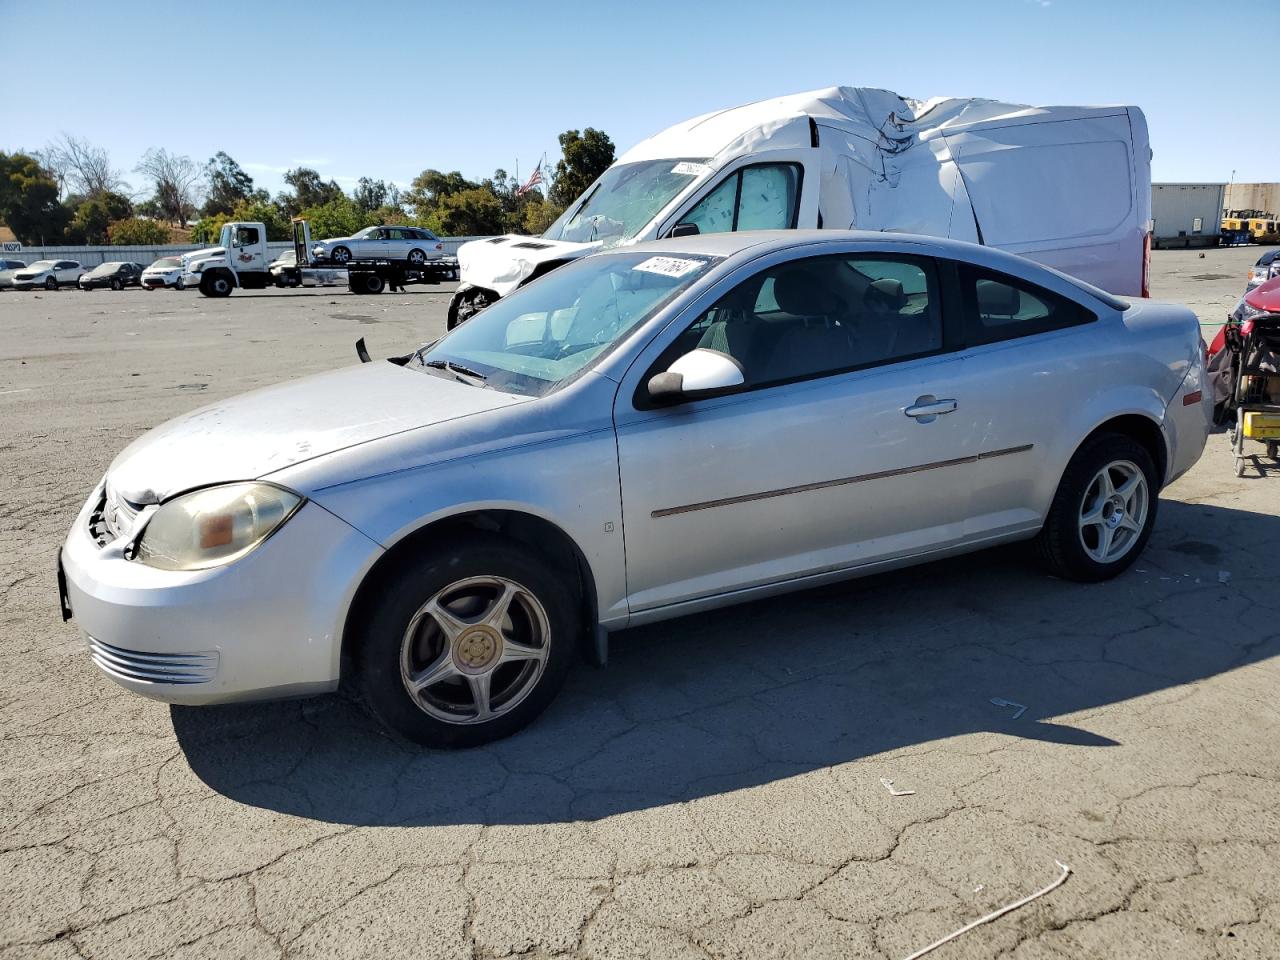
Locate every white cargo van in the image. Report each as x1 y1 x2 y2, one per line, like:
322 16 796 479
451 86 1151 326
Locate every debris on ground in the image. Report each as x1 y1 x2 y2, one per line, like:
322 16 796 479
1218 570 1232 584
880 777 916 796
990 698 1027 720
901 860 1071 960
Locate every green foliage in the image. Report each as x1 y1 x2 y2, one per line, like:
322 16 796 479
70 191 133 244
547 128 615 208
203 151 255 217
520 197 564 235
278 167 343 218
429 187 506 237
191 197 292 245
0 151 69 245
107 217 171 245
299 195 380 240
403 169 475 216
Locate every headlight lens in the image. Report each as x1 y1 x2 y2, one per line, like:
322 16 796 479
1238 300 1267 322
136 483 302 571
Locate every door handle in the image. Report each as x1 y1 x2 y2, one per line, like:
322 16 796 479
904 396 957 422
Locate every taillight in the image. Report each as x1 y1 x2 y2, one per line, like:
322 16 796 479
1141 231 1151 298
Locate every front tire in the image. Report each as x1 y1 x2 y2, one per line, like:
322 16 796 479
331 246 352 264
44 276 57 291
199 273 233 297
110 278 122 291
356 536 578 748
447 287 493 330
1035 433 1158 582
175 278 185 291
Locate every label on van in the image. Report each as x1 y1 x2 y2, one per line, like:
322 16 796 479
633 256 704 278
671 161 712 177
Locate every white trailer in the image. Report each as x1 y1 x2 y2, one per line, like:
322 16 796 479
452 86 1153 327
1151 183 1225 249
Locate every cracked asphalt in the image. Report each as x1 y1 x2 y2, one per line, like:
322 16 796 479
1 245 1277 959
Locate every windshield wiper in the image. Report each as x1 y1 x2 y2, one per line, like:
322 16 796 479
424 359 488 384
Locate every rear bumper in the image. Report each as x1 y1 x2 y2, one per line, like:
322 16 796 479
61 486 384 705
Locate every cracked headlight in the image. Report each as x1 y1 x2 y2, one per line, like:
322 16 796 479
136 483 303 571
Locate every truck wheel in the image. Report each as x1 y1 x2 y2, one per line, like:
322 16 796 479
1035 433 1158 582
331 246 352 264
200 273 233 298
274 274 288 288
355 534 578 748
353 272 381 295
407 248 427 267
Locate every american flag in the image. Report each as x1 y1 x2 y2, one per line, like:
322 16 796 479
516 164 544 197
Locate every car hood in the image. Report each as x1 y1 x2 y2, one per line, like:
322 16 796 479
14 267 52 278
107 361 529 503
1244 275 1280 313
183 246 225 265
142 266 179 274
458 234 598 297
314 236 353 247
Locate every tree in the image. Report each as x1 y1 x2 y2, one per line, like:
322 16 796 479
203 152 255 217
41 134 126 198
135 148 202 225
403 169 475 217
277 167 343 218
0 151 69 244
107 217 171 245
70 191 134 244
520 197 564 235
429 187 506 237
353 177 393 213
191 196 292 245
548 128 614 208
298 195 378 241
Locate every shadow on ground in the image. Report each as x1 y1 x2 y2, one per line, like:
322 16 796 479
172 499 1280 827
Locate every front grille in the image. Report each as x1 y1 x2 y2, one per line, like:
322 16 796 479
88 636 218 685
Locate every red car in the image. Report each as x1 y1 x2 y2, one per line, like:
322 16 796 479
1209 275 1280 358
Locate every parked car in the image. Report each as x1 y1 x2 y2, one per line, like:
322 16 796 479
12 259 84 290
267 249 345 287
0 258 28 290
59 231 1209 747
1246 249 1280 291
312 226 444 266
78 261 144 291
140 257 186 290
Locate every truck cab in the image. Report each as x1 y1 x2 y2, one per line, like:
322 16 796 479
184 221 271 297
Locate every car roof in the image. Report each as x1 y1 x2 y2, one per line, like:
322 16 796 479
606 229 1128 310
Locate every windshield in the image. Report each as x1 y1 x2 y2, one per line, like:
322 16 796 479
418 250 718 396
351 227 376 239
542 158 710 246
151 258 181 269
27 260 56 270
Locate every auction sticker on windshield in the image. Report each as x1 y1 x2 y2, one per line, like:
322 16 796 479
633 256 704 278
671 161 712 177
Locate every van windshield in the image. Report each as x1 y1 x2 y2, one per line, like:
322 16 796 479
542 158 709 247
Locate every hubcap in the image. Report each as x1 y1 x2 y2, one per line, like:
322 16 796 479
1078 460 1148 564
399 575 550 725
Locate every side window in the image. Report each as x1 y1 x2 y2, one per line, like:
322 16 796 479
957 264 1094 345
672 254 942 390
677 163 801 236
233 225 260 247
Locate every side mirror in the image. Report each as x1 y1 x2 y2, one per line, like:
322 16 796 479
669 222 700 238
647 348 745 404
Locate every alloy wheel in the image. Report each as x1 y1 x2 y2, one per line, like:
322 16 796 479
399 575 551 725
1078 459 1148 564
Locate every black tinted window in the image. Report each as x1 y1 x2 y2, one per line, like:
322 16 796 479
678 254 942 389
958 265 1095 345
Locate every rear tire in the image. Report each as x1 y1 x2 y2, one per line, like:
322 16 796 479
355 535 579 748
407 248 427 267
1035 433 1158 582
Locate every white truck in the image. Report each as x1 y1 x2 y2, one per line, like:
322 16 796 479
451 85 1152 327
184 220 457 297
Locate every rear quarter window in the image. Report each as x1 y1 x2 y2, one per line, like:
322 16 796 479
959 264 1096 346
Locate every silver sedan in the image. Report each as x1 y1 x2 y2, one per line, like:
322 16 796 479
312 225 444 265
61 231 1210 747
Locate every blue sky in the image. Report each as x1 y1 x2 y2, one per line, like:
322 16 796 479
0 0 1269 199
